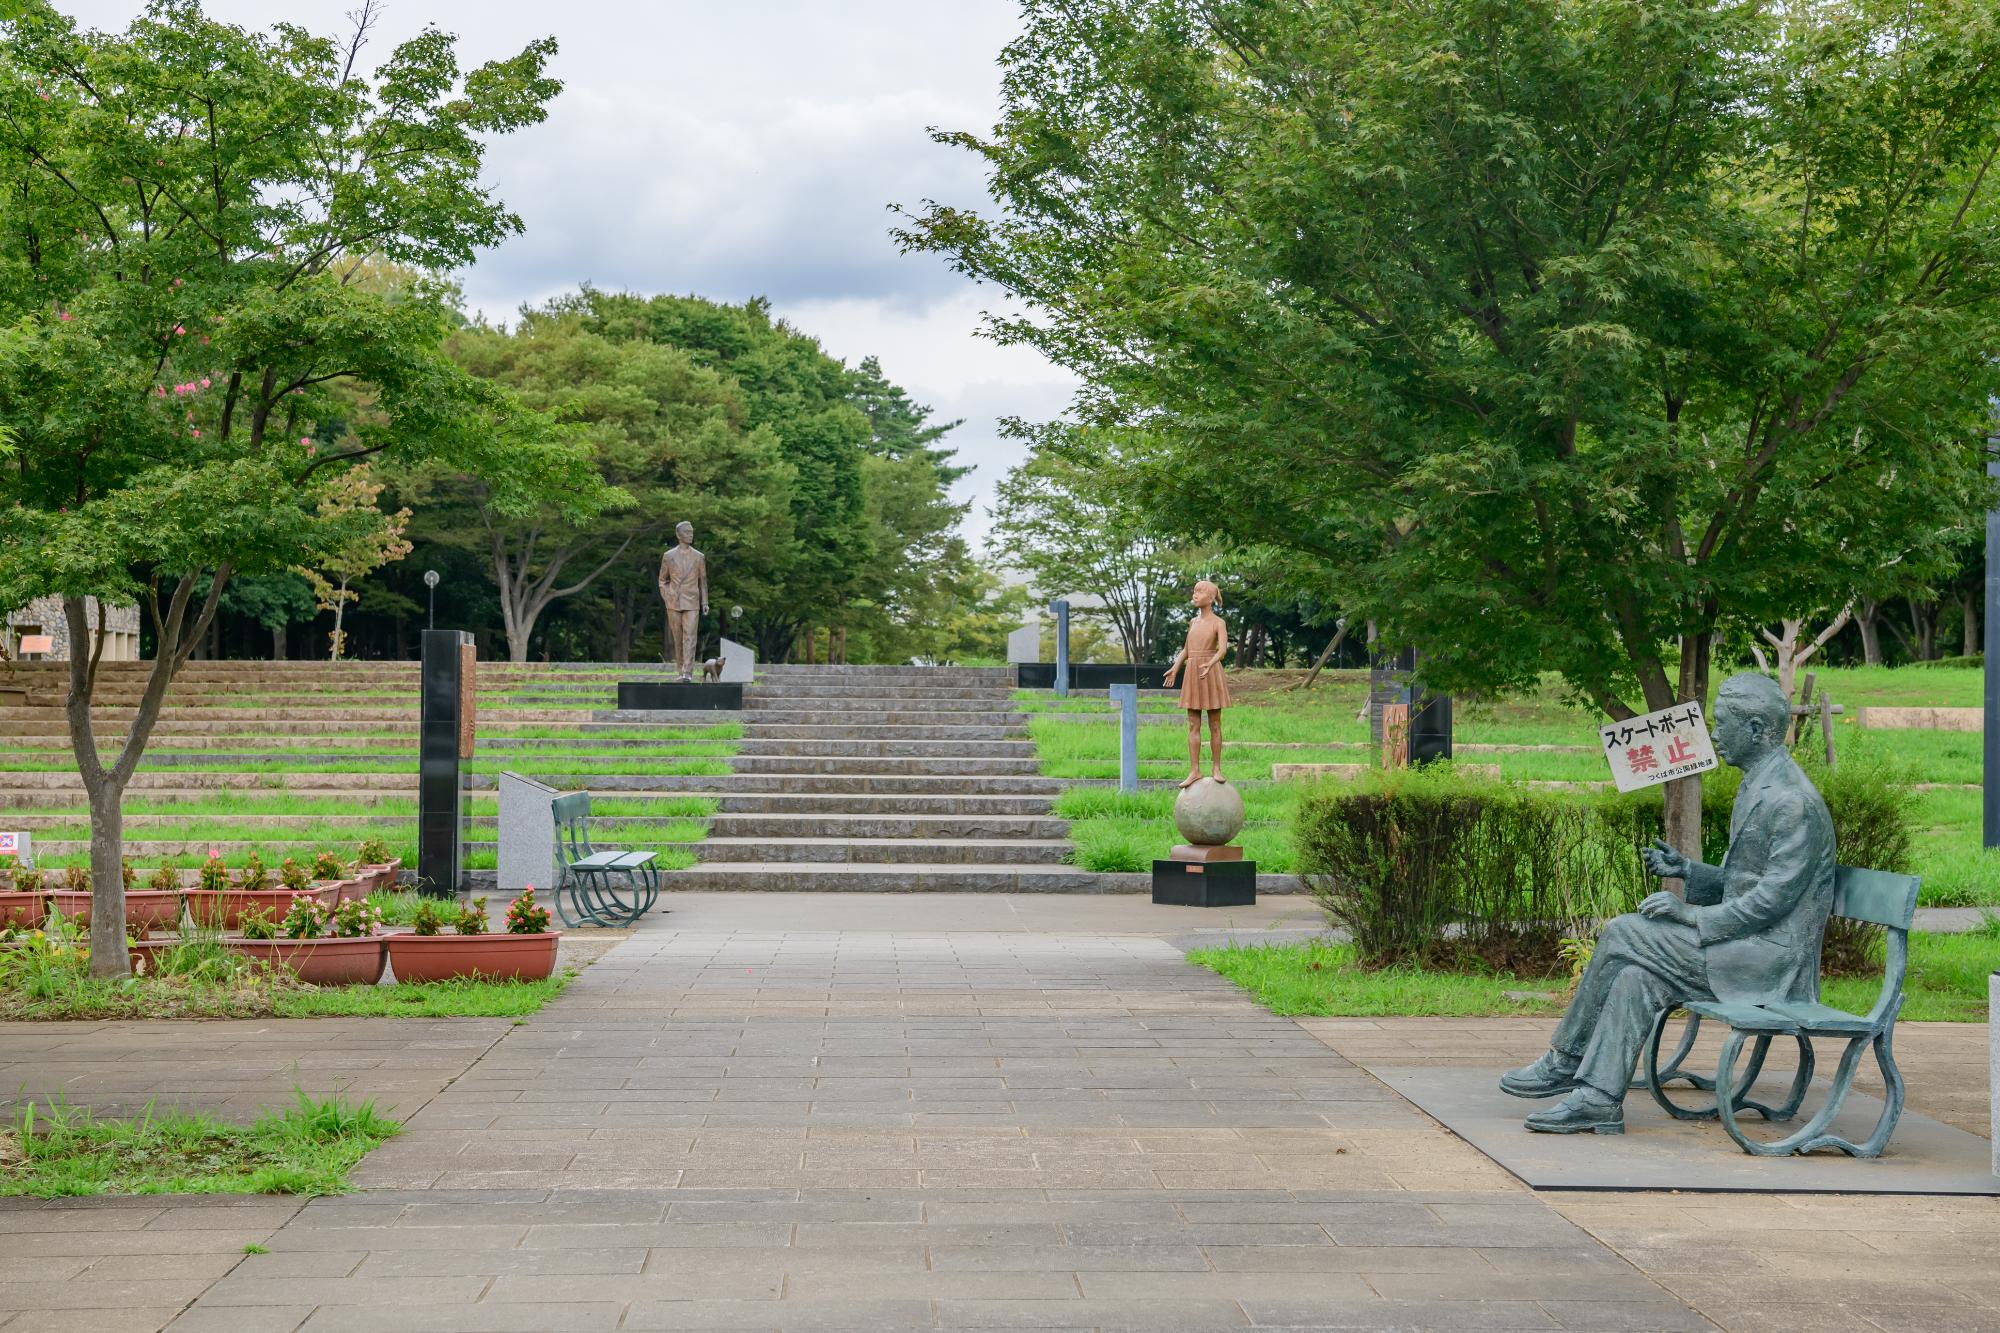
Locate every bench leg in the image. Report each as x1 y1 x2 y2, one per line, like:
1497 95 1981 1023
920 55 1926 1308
1785 1015 1906 1159
1720 1029 1873 1157
1645 1009 1718 1121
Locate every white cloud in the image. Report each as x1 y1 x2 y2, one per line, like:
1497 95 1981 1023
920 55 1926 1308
58 0 1069 547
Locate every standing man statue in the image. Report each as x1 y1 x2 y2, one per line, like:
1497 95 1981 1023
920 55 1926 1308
1500 672 1836 1135
657 521 709 682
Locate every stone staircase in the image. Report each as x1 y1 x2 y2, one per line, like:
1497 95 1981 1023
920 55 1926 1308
670 664 1093 892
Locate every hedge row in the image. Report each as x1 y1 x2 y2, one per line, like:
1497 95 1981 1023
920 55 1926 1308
1296 755 1914 973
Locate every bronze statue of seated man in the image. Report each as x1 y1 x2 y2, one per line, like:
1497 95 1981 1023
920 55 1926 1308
1501 672 1836 1135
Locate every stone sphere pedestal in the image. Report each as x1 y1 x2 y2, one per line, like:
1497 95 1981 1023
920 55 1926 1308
1154 778 1256 906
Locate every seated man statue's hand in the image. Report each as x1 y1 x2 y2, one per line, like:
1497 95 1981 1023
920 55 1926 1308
1637 891 1694 926
1641 838 1689 880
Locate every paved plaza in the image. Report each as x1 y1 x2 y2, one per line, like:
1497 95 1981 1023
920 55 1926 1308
0 894 1991 1332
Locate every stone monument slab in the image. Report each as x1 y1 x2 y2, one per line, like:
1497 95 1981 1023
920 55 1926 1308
717 635 755 684
498 771 559 892
1006 615 1040 664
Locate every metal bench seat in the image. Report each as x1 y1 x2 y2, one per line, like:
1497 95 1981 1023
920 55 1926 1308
552 793 661 928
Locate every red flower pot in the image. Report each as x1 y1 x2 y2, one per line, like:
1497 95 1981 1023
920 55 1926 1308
49 889 183 937
185 888 325 931
386 931 560 983
0 891 46 930
223 936 387 986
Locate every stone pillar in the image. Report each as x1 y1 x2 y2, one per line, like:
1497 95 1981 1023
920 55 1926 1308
417 628 473 898
1109 683 1139 792
1049 599 1071 698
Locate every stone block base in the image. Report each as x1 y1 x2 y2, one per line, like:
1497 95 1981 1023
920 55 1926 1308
1152 858 1256 907
1171 843 1242 862
617 681 744 711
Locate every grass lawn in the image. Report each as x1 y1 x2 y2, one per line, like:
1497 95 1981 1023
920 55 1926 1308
1 1093 396 1198
1191 925 2000 1022
1035 667 1999 904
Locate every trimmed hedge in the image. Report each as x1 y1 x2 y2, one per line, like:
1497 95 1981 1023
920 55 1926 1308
1297 753 1916 974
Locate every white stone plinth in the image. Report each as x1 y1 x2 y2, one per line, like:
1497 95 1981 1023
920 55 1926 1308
1006 616 1040 664
718 635 755 683
498 770 559 892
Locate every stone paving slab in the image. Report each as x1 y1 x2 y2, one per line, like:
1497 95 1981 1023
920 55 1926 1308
1377 1065 2000 1195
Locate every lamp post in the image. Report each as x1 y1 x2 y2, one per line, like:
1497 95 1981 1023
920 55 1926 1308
423 570 439 631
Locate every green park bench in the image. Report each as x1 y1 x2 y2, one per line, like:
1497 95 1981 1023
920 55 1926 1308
1640 865 1918 1158
551 792 661 929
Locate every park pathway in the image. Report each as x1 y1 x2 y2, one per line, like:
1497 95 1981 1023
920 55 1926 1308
157 904 1709 1332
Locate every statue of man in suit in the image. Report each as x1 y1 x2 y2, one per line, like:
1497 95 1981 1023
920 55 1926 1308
657 520 709 682
1501 672 1836 1134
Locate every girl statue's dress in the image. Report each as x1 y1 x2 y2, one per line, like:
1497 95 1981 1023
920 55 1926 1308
1176 612 1231 712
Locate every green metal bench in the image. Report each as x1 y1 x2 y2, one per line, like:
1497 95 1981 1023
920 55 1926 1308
552 792 661 928
1641 865 1918 1158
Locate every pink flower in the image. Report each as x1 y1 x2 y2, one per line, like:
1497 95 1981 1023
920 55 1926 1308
190 429 200 438
199 336 209 345
199 377 210 388
56 310 71 322
172 278 182 287
155 385 167 398
300 437 312 447
173 325 185 336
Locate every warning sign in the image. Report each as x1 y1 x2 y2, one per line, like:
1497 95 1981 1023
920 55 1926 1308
1599 703 1719 793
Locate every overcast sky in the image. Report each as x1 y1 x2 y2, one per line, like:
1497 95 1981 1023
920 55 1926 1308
61 0 1075 548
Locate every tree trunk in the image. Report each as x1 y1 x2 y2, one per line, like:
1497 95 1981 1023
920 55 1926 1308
1961 590 1980 659
273 621 287 661
1910 600 1938 661
88 779 125 949
1857 599 1885 665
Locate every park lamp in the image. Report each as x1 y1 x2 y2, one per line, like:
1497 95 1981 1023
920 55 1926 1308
423 569 440 630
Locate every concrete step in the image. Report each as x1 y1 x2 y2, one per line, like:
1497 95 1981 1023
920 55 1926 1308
0 771 417 792
735 738 1034 759
740 723 1024 742
759 665 1011 682
729 755 1040 777
748 695 1016 714
663 862 1098 892
740 681 1012 701
713 793 1054 816
706 812 1069 839
466 773 1063 795
694 837 1072 866
738 708 1028 727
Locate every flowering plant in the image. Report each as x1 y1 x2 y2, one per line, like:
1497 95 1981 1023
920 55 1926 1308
147 864 179 893
238 905 278 941
410 899 450 937
506 887 551 935
355 836 393 865
278 857 312 892
280 893 328 940
311 851 346 881
62 864 89 893
237 851 270 891
197 851 230 894
329 898 382 939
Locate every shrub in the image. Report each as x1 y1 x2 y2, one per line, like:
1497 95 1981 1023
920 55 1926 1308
409 899 450 937
12 865 46 894
456 897 490 936
62 865 89 893
506 887 551 935
278 858 312 892
238 906 279 941
147 864 178 893
197 852 230 895
1298 766 1632 972
237 852 270 892
311 852 346 881
356 837 392 866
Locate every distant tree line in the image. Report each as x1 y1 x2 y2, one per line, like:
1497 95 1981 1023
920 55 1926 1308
197 289 1022 665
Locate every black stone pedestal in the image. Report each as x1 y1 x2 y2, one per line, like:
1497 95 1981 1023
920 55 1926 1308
1152 859 1257 907
418 629 473 899
617 682 743 711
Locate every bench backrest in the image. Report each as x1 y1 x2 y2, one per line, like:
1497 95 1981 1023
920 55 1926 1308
1831 865 1920 931
552 792 593 864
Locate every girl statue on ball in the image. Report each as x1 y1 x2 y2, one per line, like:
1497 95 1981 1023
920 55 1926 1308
1162 578 1231 788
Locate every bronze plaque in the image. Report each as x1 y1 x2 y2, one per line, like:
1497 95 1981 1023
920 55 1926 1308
458 642 477 758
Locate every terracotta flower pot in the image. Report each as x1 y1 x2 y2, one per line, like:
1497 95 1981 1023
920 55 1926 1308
49 889 183 937
223 936 387 986
185 888 323 931
0 891 47 930
387 931 560 983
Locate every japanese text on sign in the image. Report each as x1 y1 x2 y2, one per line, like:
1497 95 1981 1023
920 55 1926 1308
1599 702 1718 793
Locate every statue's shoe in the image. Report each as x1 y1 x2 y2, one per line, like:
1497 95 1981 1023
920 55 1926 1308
1499 1052 1581 1099
1524 1090 1624 1136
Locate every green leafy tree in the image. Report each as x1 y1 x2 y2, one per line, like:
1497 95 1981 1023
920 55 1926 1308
990 425 1186 663
418 307 792 662
901 0 2000 851
0 1 581 971
218 571 317 659
298 467 411 661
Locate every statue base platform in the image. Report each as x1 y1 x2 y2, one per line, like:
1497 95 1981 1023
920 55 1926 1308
616 681 743 712
1152 857 1256 907
1171 844 1242 862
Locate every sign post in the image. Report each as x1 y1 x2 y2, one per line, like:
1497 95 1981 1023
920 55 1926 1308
1599 702 1720 794
1049 599 1071 698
